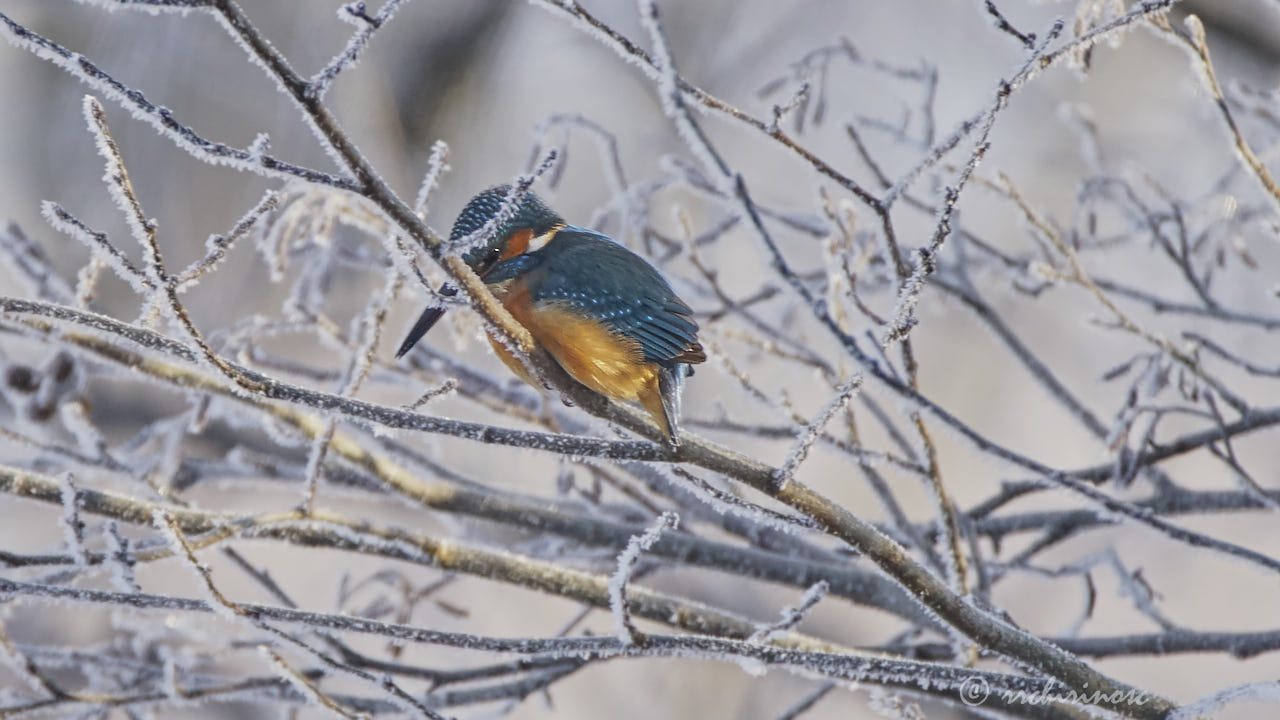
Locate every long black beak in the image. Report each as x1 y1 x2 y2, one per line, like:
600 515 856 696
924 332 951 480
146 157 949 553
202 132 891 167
395 283 458 359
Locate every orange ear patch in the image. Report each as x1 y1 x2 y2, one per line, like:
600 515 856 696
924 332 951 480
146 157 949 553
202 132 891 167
499 228 534 261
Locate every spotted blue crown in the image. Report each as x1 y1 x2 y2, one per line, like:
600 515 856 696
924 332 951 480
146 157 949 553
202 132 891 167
453 185 563 269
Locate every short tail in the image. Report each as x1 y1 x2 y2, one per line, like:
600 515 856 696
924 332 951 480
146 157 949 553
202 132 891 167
654 364 689 445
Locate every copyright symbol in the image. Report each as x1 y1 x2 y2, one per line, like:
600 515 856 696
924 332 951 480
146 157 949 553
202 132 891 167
959 676 990 707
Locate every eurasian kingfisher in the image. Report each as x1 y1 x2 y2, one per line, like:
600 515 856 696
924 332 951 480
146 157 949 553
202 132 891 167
395 185 706 443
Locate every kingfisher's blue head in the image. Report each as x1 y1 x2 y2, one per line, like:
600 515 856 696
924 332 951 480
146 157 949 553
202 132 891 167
394 185 565 359
454 185 565 278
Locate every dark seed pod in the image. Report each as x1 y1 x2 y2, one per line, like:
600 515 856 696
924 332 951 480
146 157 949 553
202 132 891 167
46 351 76 385
3 364 39 394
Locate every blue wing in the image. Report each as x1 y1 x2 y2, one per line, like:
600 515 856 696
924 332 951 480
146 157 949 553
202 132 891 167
525 227 705 367
484 253 541 285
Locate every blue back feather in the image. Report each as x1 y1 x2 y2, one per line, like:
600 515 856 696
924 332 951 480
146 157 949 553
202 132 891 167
490 226 703 367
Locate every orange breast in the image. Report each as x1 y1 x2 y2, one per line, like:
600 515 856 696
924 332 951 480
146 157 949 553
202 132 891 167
487 278 674 438
511 283 657 396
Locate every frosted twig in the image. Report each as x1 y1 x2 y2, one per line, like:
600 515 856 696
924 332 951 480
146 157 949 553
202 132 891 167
704 339 780 409
636 0 730 185
1156 14 1280 213
767 82 810 136
1184 331 1280 377
72 255 108 309
883 0 1176 208
303 270 401 513
0 223 74 304
881 21 1065 348
260 645 367 720
530 113 629 198
748 581 829 643
41 202 153 293
105 520 142 593
917 447 968 600
0 617 69 699
74 0 216 9
775 682 835 720
173 190 281 291
58 473 89 568
83 96 162 278
997 171 1250 415
413 140 450 217
982 0 1036 49
307 0 410 101
529 0 880 206
259 607 446 719
936 275 1108 438
1004 548 1180 634
773 377 862 488
610 512 677 644
444 150 559 254
1203 393 1280 513
0 11 359 190
671 467 819 534
76 97 269 396
301 421 338 516
387 231 438 302
155 510 246 619
403 378 458 411
1168 681 1280 720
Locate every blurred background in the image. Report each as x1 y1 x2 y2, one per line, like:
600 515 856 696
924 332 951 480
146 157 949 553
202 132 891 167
2 1 1280 718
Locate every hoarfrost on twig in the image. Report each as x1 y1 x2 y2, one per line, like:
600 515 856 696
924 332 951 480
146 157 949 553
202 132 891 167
609 512 677 644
